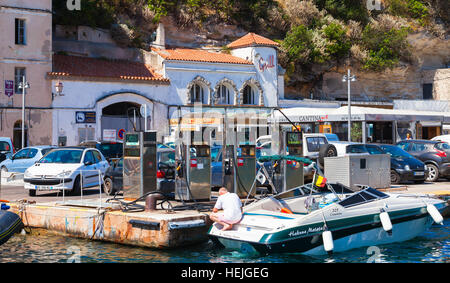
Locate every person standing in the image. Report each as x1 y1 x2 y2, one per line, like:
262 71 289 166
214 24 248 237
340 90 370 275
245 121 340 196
210 187 242 231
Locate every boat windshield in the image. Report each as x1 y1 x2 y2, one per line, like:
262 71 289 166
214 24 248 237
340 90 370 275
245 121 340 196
274 183 355 201
274 184 317 200
338 187 389 208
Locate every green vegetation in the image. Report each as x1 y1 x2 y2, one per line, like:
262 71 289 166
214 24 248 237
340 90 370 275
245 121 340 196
52 0 446 73
387 0 431 26
360 24 411 71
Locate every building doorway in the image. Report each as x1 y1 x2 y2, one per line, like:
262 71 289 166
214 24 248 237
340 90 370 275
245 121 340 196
367 122 393 144
101 102 145 141
13 120 27 150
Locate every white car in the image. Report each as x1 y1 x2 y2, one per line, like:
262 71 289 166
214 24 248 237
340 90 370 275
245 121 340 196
24 147 110 196
431 135 450 144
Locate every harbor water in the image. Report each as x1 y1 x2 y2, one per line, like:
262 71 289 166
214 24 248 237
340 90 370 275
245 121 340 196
1 219 448 263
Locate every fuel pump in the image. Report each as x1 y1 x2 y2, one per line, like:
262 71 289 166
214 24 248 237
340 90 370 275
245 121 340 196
122 131 157 200
223 125 256 198
235 144 256 197
175 130 211 201
284 131 304 190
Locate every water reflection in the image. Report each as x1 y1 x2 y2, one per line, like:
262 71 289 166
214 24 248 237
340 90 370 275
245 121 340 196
1 219 448 263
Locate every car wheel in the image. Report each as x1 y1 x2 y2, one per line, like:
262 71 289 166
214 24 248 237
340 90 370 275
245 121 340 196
28 189 36 197
426 164 439 182
318 144 337 167
69 176 81 196
103 177 115 196
390 170 400 184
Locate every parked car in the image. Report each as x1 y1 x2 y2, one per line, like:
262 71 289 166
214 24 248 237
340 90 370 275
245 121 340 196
431 134 450 144
78 140 123 162
318 141 369 168
0 146 56 174
365 144 427 184
0 137 14 163
24 147 110 196
396 139 450 182
103 147 176 196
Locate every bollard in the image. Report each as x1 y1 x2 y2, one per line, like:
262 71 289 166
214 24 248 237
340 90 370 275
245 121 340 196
145 193 165 211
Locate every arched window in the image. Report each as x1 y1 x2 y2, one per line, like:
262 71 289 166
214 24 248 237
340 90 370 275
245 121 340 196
243 85 257 105
216 84 233 105
189 83 205 104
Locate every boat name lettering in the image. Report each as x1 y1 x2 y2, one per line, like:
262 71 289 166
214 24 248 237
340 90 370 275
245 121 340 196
288 226 324 237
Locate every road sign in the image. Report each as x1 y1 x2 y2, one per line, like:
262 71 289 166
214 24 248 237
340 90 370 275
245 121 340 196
118 129 126 140
4 80 13 97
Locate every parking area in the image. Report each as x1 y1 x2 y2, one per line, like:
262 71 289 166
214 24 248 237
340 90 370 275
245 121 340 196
0 184 109 204
1 179 449 205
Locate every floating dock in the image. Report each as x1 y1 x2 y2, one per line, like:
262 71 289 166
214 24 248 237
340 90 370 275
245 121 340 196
9 200 213 249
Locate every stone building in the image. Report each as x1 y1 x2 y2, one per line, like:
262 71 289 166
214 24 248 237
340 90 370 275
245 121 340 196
0 0 52 149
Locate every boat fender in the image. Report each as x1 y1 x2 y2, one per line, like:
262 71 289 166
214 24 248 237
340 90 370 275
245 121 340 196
322 229 334 255
379 211 392 235
426 204 443 225
0 211 24 246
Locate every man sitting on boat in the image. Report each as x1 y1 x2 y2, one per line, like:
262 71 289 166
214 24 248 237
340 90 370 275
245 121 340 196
210 187 242 231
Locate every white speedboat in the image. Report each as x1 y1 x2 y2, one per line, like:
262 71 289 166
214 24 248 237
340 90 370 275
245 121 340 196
208 183 447 255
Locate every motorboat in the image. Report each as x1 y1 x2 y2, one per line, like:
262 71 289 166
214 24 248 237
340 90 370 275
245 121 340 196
208 183 447 255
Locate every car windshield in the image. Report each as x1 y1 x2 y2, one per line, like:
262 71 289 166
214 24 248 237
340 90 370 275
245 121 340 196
435 142 450 151
158 150 175 166
98 143 123 158
41 147 54 156
346 144 368 154
366 145 385 154
0 141 10 151
380 145 414 159
39 149 83 164
325 134 339 142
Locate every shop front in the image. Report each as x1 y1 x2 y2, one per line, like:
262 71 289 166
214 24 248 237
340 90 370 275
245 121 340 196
272 106 445 144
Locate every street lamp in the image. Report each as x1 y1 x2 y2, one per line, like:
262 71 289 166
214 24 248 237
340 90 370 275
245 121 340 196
18 76 30 149
52 81 64 99
342 69 356 141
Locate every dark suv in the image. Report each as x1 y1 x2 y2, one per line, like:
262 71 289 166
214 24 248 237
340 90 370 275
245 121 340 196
366 144 427 184
79 140 123 163
396 140 450 182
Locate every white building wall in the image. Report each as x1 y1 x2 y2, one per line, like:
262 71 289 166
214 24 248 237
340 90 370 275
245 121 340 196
231 46 279 107
164 61 258 105
51 79 171 145
163 56 279 107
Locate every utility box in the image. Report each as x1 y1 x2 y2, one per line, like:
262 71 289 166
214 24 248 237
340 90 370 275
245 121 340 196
324 154 390 191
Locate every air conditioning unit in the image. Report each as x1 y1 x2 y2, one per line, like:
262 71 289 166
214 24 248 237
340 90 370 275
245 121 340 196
324 154 390 191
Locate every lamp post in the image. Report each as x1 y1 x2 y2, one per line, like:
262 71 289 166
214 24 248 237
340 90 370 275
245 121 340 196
18 76 30 149
53 81 64 100
342 69 356 141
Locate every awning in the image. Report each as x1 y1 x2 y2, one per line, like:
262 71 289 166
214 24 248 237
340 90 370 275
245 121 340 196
271 106 445 123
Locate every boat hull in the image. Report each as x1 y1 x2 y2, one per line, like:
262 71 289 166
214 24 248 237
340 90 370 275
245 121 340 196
211 212 438 256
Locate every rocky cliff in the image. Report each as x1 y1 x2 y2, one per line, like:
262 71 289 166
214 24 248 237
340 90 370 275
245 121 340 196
53 0 449 102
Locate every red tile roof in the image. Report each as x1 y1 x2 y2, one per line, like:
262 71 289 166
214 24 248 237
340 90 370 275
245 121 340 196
47 55 170 83
152 48 252 65
227 33 280 49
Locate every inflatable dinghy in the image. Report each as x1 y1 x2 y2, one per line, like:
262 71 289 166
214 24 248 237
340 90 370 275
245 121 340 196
0 209 23 246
